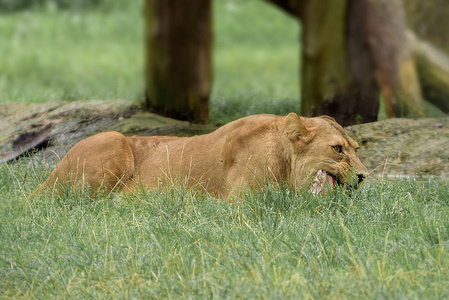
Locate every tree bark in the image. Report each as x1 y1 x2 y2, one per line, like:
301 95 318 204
299 0 351 119
266 0 426 125
299 0 380 126
144 0 212 123
364 0 426 118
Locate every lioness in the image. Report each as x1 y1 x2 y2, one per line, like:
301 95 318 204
40 113 368 198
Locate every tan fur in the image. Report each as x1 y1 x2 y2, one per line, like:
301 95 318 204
40 113 368 198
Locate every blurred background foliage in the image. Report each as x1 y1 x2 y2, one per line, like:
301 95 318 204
1 0 445 124
0 0 129 11
0 0 300 124
0 0 98 11
404 0 449 53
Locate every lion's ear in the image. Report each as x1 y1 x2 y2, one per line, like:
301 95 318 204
284 113 311 142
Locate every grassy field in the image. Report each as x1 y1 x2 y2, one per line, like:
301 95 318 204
2 1 449 298
1 159 449 298
0 1 146 103
212 0 300 123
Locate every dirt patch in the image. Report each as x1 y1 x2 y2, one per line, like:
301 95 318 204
347 118 449 176
1 100 448 176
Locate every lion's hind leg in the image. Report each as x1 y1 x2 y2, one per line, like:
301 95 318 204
39 131 135 194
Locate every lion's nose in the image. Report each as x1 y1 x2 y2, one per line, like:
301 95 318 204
357 174 366 184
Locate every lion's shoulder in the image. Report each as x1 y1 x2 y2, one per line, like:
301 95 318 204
215 114 283 136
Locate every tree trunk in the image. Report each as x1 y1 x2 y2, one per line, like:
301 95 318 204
299 0 379 126
364 0 426 118
266 0 426 125
144 0 212 123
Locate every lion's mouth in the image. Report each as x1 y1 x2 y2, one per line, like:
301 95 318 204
309 169 337 195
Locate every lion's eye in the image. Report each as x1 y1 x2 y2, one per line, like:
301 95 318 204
332 145 343 153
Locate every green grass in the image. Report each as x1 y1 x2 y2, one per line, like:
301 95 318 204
2 159 449 298
0 0 300 123
0 1 145 103
212 0 300 123
2 3 449 297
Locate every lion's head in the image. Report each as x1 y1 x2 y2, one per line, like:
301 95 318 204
284 113 368 194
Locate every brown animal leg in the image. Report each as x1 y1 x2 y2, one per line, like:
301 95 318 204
40 132 135 193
